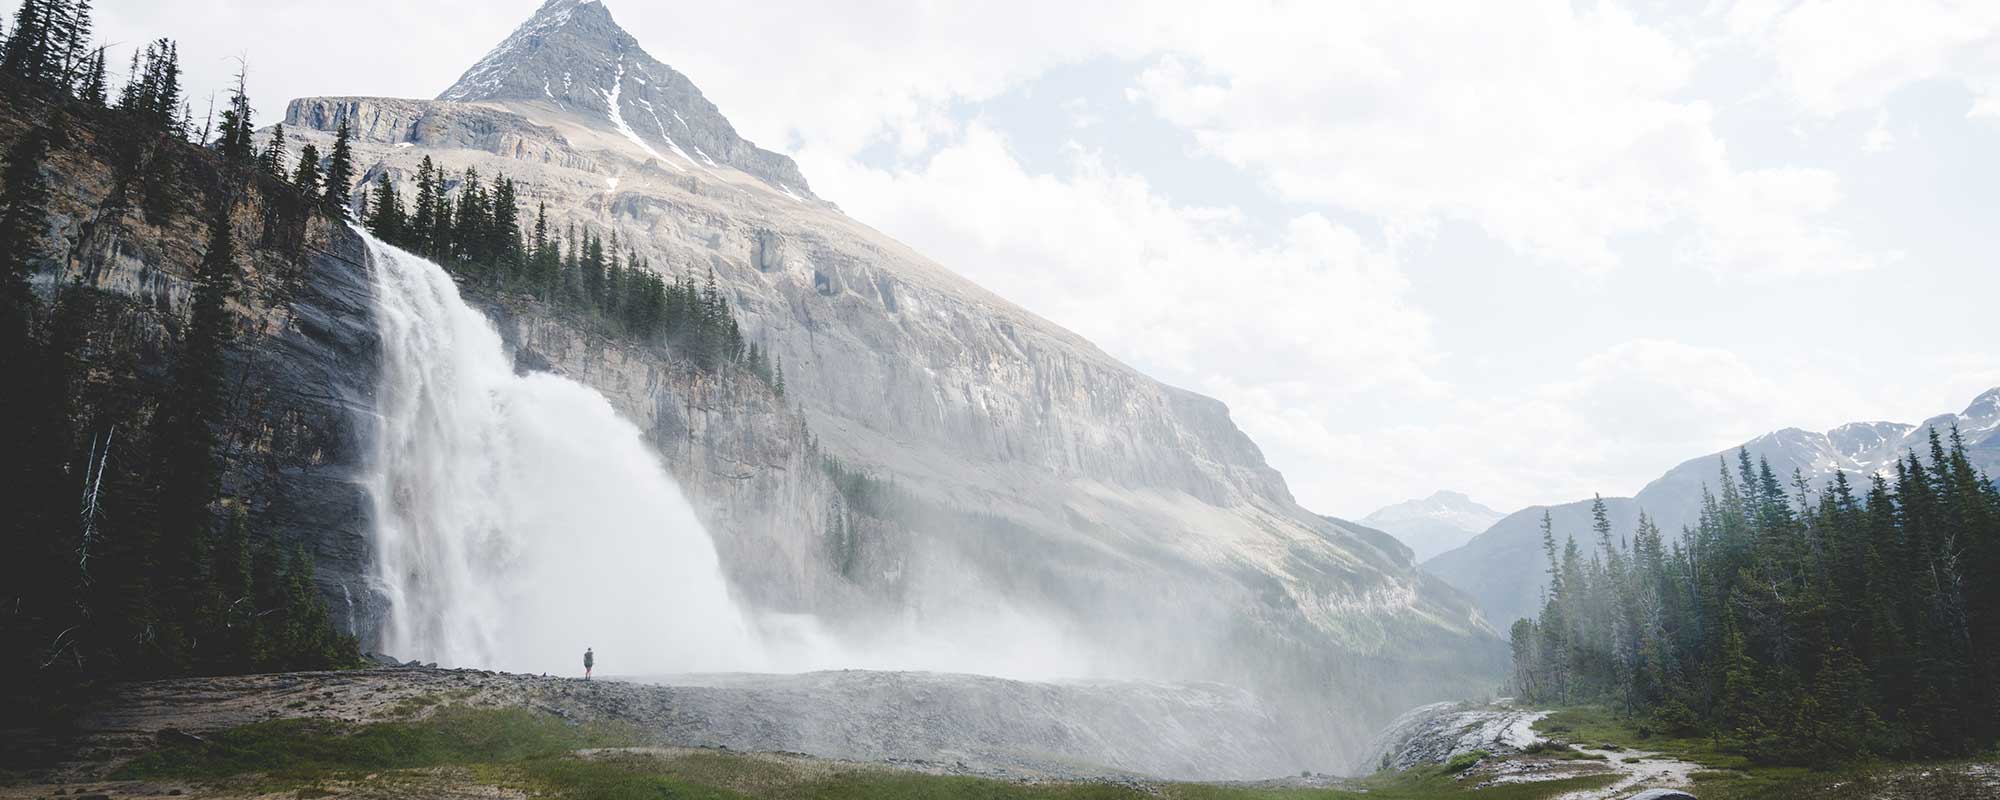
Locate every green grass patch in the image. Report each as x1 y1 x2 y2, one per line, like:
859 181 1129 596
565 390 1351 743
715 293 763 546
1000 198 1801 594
141 705 1966 800
384 692 443 718
114 706 632 786
511 751 1158 800
1443 749 1488 773
507 757 754 800
1165 771 1619 800
110 705 1632 800
1534 705 1748 769
1532 705 1999 799
1685 760 1995 800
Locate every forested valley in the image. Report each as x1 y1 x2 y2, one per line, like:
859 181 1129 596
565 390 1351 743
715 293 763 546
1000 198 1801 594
1509 431 2000 766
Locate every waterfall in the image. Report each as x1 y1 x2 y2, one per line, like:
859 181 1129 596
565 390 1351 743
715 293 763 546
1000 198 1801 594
360 231 762 675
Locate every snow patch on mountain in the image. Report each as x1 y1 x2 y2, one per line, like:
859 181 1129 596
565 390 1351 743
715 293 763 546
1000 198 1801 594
601 62 680 170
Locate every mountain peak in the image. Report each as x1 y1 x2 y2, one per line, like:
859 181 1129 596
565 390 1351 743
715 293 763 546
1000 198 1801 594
1965 387 2000 422
438 0 815 198
440 0 621 105
1364 490 1499 520
1424 489 1474 505
1359 491 1504 562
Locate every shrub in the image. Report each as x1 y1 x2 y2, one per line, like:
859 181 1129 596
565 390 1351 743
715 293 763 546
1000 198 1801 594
1444 749 1489 773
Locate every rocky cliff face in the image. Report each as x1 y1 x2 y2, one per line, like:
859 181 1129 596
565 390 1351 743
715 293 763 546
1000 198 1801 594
1427 389 2000 628
0 93 385 636
264 0 1508 769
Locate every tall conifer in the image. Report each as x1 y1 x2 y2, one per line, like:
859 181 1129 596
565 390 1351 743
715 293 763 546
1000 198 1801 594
321 119 355 214
289 142 321 197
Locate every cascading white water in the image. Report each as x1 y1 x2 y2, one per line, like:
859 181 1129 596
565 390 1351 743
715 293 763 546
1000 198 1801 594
360 231 762 675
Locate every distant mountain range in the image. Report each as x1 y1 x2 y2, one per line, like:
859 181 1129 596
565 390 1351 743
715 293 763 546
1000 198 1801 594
1359 491 1506 562
1425 387 2000 628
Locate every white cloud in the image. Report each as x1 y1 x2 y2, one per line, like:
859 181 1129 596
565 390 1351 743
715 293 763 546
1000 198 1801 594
1127 2 1877 278
804 125 1439 393
1681 166 1874 277
1863 111 1896 152
624 1 1164 157
798 119 1898 513
1737 0 2000 117
1061 97 1100 130
1216 339 1833 515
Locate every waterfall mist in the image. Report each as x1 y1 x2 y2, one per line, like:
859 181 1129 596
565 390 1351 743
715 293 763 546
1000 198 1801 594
360 232 1100 681
363 232 763 675
353 231 1390 774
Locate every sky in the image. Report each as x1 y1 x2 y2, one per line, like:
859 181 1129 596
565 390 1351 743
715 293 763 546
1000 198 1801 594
85 0 2000 518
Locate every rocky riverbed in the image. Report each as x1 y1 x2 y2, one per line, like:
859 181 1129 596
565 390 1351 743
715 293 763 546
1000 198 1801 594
1368 701 1704 799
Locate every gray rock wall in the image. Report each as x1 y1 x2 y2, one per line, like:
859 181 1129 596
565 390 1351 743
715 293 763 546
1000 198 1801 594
5 95 386 637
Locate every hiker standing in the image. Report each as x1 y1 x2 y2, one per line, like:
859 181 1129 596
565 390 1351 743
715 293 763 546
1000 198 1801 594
584 647 594 679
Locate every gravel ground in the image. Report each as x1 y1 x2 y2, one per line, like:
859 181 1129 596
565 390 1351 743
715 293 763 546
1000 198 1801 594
3 664 1304 791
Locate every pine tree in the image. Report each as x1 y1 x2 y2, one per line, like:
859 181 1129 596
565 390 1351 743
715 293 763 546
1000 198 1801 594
321 119 355 214
450 167 487 268
366 177 404 241
529 201 550 293
204 504 258 672
604 231 623 313
151 206 240 668
13 283 91 676
2 0 59 86
1 0 43 82
430 170 451 259
289 142 321 198
489 175 519 281
215 63 255 165
0 124 62 689
257 122 287 180
75 45 105 106
271 545 354 670
563 222 579 300
583 229 605 302
55 0 90 92
410 156 437 254
117 39 182 135
0 126 53 355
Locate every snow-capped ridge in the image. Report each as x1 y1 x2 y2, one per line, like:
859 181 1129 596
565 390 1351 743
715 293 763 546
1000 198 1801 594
1965 387 2000 424
435 0 814 198
1428 386 2000 628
